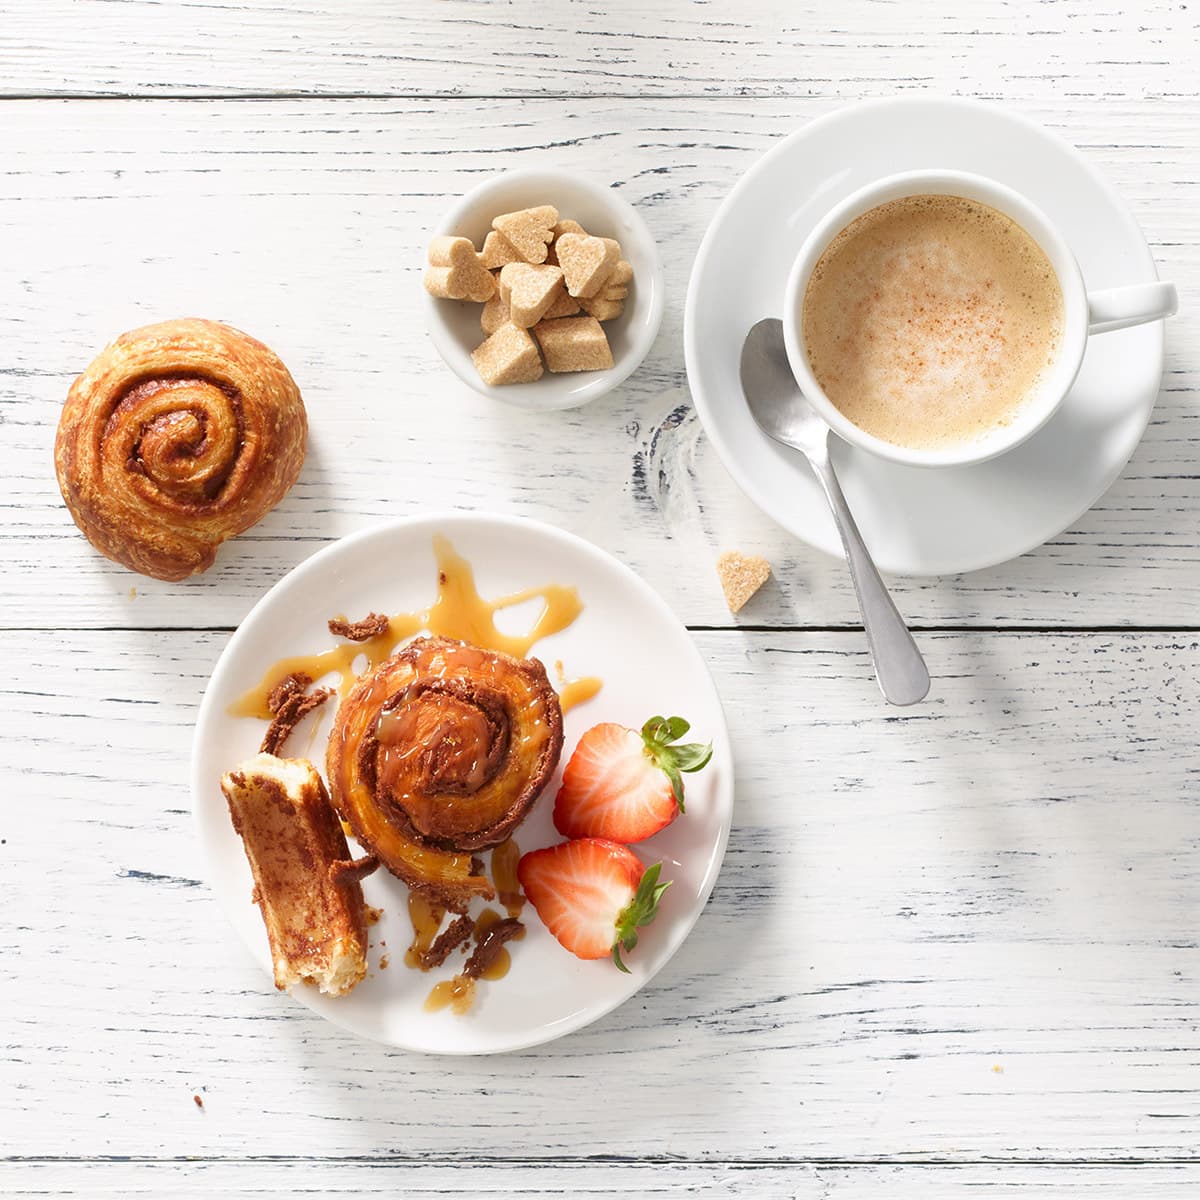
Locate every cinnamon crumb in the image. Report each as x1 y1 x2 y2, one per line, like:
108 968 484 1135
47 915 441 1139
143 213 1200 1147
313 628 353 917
464 917 524 979
365 905 383 927
330 855 378 886
193 1094 204 1109
413 914 474 970
328 612 390 641
259 673 334 756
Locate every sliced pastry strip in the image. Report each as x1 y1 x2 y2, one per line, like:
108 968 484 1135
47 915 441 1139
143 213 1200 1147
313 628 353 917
221 752 369 997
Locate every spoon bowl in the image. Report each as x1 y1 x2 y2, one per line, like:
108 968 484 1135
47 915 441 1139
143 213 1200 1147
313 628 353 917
739 318 930 707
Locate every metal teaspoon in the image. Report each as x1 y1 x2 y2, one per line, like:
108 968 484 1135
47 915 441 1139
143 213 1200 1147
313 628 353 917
739 318 930 706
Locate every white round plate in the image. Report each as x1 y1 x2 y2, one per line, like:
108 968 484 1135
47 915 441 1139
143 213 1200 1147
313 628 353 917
685 96 1168 576
192 513 732 1053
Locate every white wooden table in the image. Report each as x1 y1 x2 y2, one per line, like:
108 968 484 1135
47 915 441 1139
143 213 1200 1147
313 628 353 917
2 3 1198 1196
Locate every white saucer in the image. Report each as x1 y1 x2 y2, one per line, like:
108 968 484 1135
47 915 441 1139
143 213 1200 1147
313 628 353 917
192 513 732 1053
685 96 1168 576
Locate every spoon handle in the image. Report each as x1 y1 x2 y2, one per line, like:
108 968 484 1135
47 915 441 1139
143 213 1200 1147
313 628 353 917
809 456 931 706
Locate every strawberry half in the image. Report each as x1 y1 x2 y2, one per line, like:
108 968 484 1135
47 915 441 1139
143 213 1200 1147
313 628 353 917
553 715 713 843
517 837 670 971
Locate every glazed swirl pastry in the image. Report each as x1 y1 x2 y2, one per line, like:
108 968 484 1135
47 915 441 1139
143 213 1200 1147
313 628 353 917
327 636 564 904
54 318 306 581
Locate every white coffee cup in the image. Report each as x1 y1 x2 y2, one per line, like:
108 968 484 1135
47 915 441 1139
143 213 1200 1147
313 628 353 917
782 169 1178 468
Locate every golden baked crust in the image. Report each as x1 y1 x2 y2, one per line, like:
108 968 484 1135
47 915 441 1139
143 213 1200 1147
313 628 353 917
221 753 368 997
326 636 564 904
54 318 306 581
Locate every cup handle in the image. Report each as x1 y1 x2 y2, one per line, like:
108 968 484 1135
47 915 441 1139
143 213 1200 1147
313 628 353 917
1087 281 1178 334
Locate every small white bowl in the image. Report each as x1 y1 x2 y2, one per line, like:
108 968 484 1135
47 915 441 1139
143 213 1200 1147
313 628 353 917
421 167 664 411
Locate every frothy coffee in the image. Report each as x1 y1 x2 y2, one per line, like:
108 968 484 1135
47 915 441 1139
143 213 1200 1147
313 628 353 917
802 194 1064 450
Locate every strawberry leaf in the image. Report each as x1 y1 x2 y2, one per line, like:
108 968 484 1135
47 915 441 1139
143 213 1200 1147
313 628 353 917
642 715 690 745
611 862 671 971
639 715 713 814
664 762 685 812
672 742 713 773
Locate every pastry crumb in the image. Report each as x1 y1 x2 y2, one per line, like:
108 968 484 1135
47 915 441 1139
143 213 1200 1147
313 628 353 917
328 612 389 641
193 1093 204 1109
717 552 771 613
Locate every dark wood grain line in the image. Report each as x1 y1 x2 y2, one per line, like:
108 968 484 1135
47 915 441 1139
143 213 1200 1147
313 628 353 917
5 1153 1200 1165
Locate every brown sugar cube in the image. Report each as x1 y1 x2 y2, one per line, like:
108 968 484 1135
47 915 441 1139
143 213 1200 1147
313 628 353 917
716 552 771 613
555 233 621 298
547 219 587 265
542 290 582 320
480 291 511 335
579 296 621 321
533 316 614 373
423 235 496 302
481 230 523 270
498 262 566 328
580 259 633 321
492 205 558 264
603 258 633 295
472 323 544 386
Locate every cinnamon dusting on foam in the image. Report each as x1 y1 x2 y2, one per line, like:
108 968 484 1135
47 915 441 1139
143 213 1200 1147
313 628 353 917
802 194 1064 450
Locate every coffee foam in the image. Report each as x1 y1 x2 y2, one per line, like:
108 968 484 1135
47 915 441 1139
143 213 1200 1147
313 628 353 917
802 194 1064 450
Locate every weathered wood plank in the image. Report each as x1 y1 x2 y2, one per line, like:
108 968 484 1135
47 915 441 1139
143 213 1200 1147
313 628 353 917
1 0 1195 100
3 629 1197 1160
0 98 1195 630
3 1160 1200 1197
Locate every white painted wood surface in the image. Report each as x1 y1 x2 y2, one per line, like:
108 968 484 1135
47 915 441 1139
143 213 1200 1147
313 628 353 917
5 1161 1200 1198
1 2 1197 1196
4 633 1199 1166
2 97 1196 629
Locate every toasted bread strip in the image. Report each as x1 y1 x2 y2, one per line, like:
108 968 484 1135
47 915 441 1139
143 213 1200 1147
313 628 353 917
222 753 370 997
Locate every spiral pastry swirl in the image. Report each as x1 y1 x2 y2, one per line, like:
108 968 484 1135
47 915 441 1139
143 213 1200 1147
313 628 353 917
54 318 306 581
327 636 564 903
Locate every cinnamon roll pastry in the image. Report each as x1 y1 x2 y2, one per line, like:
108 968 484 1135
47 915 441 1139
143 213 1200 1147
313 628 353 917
327 636 564 904
54 318 306 581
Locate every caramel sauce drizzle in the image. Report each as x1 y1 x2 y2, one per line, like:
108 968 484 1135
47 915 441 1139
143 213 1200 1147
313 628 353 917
404 891 448 970
559 676 603 713
554 658 603 716
490 837 525 919
229 534 601 719
424 974 475 1014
